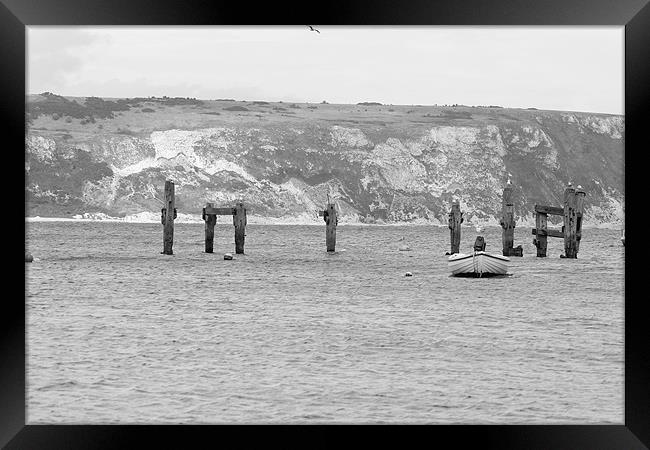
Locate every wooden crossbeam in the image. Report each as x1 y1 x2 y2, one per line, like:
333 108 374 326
204 206 236 215
534 205 564 216
531 228 564 238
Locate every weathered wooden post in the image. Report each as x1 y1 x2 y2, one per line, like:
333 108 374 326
324 203 338 252
161 180 176 255
533 211 548 257
448 200 463 254
233 202 247 254
501 183 515 254
575 186 586 253
532 184 582 258
203 202 217 253
563 183 578 258
500 182 523 256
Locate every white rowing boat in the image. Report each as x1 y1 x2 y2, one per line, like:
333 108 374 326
448 251 509 277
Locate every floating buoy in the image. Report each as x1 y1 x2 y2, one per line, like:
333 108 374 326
405 272 413 277
224 253 233 260
25 253 33 263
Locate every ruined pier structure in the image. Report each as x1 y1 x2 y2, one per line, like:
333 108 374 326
532 183 585 258
161 180 337 255
202 202 247 254
161 183 248 256
160 180 584 259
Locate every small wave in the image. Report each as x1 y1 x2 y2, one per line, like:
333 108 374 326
299 414 330 420
36 380 80 391
129 387 152 394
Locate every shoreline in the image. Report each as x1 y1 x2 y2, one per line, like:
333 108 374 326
25 216 623 229
24 216 445 226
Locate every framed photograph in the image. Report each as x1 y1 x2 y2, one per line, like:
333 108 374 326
4 0 648 447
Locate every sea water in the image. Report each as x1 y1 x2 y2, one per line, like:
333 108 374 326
25 222 624 424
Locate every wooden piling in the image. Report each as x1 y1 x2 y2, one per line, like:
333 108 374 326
500 184 516 256
563 184 578 258
448 200 463 254
161 180 175 255
575 187 586 252
233 202 247 254
203 202 217 253
534 211 548 257
324 203 338 252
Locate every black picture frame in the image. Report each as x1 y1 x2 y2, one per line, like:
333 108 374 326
4 0 648 447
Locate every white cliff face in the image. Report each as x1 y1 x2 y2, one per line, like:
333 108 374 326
483 125 508 157
81 175 121 207
150 128 231 159
521 125 553 148
585 188 625 225
329 126 373 148
26 135 57 162
76 135 155 170
518 126 558 170
369 138 428 192
418 126 507 214
582 115 624 139
149 128 265 184
277 178 321 211
26 110 625 227
112 158 158 177
423 126 485 152
561 114 624 139
365 126 508 220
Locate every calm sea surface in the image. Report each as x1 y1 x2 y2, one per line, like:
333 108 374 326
25 222 624 424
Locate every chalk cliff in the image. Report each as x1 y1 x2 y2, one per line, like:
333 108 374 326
25 94 624 226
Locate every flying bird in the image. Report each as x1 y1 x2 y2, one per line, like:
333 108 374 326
307 25 320 33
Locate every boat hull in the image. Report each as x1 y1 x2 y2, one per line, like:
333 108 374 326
448 251 509 277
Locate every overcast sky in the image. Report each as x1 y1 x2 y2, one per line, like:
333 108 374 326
27 26 624 114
